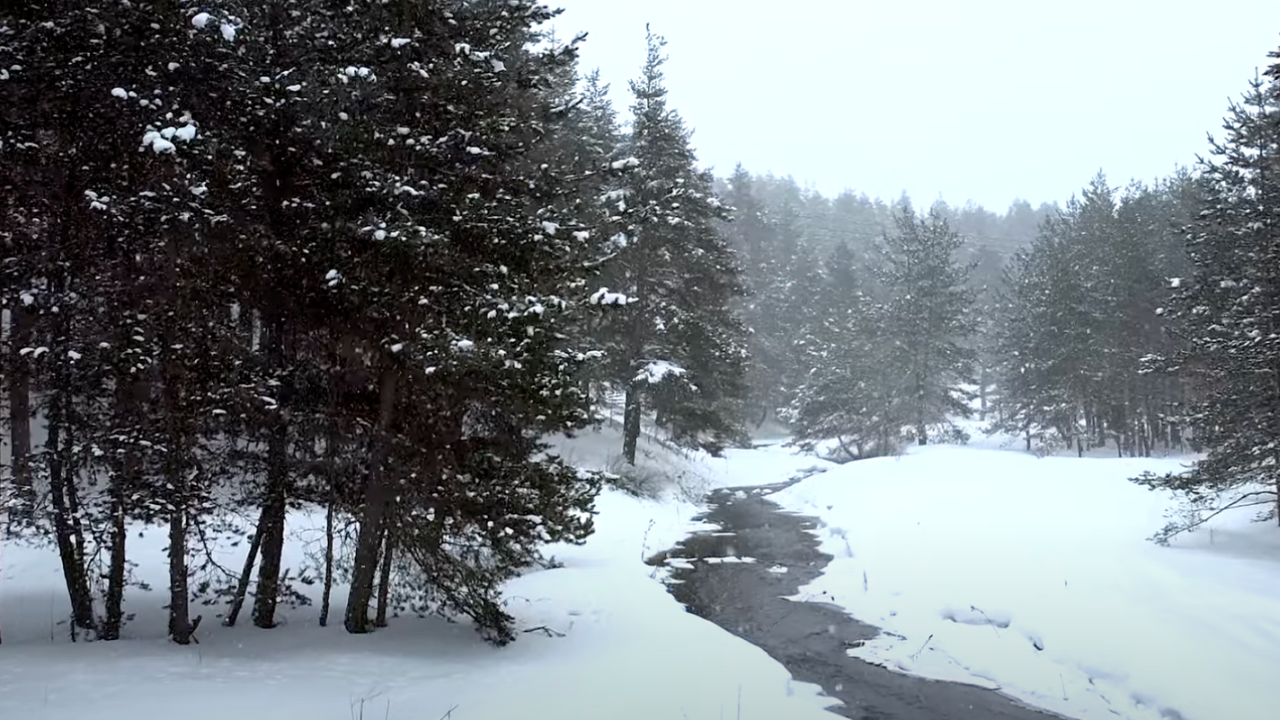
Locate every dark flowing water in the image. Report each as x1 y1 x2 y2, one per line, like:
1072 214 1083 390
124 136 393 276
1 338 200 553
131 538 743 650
651 480 1063 720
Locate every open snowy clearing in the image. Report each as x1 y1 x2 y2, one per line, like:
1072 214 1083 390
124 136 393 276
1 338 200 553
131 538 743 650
0 426 841 720
768 433 1280 720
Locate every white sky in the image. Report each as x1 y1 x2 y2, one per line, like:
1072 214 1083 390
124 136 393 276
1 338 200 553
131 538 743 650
550 0 1280 210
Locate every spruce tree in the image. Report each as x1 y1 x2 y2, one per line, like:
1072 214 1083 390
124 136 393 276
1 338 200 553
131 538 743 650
789 241 901 459
596 27 748 461
1135 55 1280 531
721 165 799 426
879 206 977 444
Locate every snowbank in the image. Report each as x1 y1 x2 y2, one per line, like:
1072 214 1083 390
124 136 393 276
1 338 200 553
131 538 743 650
771 443 1280 720
0 425 841 720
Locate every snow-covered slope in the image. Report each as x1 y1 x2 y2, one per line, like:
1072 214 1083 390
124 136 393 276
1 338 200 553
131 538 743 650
768 437 1280 720
0 424 841 720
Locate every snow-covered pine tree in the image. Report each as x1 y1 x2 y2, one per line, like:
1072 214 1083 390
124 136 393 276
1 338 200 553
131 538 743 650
537 56 629 415
878 205 978 445
720 165 798 427
989 218 1084 448
243 0 604 640
788 241 901 459
597 27 748 461
1135 54 1280 533
989 173 1192 456
0 0 252 643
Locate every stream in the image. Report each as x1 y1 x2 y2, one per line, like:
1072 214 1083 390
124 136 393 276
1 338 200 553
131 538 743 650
650 477 1063 720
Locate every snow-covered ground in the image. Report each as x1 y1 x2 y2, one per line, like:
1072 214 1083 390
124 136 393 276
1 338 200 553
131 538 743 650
4 414 1277 720
0 425 840 720
769 426 1280 720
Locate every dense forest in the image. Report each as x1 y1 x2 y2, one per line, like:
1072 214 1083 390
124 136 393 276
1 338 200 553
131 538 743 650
1 1 1278 647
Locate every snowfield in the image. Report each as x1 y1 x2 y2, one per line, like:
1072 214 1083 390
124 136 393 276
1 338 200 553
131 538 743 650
3 419 1278 720
768 432 1280 720
0 425 840 720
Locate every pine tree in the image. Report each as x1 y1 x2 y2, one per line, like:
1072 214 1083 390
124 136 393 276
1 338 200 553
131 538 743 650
2 0 609 646
989 173 1194 457
877 206 977 445
1135 56 1280 533
596 27 748 461
720 165 799 426
788 241 901 459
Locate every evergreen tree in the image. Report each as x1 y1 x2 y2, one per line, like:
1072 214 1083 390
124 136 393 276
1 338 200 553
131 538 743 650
0 0 609 646
879 206 978 444
720 165 800 426
596 28 748 461
788 241 901 459
989 173 1194 456
1135 56 1280 533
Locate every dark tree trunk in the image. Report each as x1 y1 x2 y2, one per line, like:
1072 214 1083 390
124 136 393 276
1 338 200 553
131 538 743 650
916 424 928 446
344 366 399 634
252 422 289 629
622 385 642 464
223 519 263 628
318 395 340 628
7 305 34 523
46 374 96 632
319 491 335 627
253 316 290 629
977 368 988 420
166 472 194 644
102 378 139 641
162 232 197 646
100 472 129 640
375 528 394 628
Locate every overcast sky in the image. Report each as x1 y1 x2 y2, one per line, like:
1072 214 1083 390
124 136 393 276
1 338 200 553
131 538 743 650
550 0 1280 211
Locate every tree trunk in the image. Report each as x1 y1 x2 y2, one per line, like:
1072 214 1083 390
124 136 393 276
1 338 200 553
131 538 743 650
319 491 335 628
978 381 987 422
222 519 264 628
252 422 289 629
166 505 198 644
375 528 394 628
100 471 128 640
45 382 96 632
161 227 199 646
7 305 34 523
622 385 642 465
916 424 928 446
253 316 290 629
102 377 141 641
162 356 193 643
165 449 195 644
344 366 399 634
